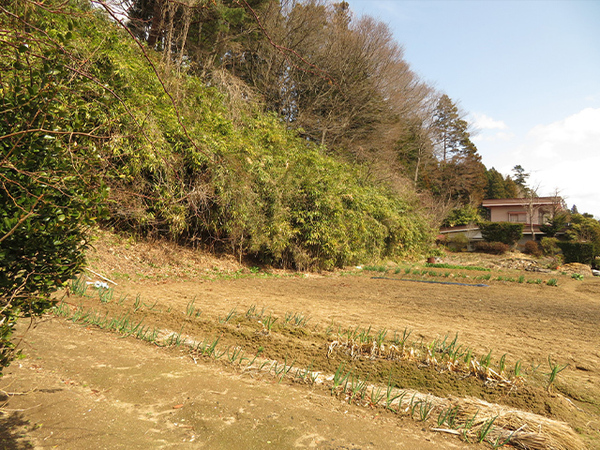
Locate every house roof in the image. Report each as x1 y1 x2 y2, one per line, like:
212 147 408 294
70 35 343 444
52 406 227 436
481 197 562 208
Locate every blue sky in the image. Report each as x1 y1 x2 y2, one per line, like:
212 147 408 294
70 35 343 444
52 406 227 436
345 0 600 218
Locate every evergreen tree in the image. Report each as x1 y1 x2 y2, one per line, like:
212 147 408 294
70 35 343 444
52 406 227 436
485 168 520 199
485 168 508 199
512 165 530 195
430 94 486 205
432 94 472 162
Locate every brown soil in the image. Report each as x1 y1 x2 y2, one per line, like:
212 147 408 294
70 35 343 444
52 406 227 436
2 231 599 449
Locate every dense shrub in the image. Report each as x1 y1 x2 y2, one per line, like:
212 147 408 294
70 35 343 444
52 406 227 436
557 242 598 265
445 233 469 252
3 0 437 283
540 237 560 256
474 241 509 255
539 212 569 237
1 3 108 371
523 240 542 257
443 205 482 227
87 19 436 270
479 222 523 245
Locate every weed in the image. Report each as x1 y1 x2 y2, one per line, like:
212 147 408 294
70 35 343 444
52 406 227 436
186 296 200 317
513 360 522 378
261 313 278 333
546 356 568 391
425 263 490 272
331 363 352 395
498 353 507 375
369 385 385 407
219 308 237 324
546 278 558 286
133 294 142 312
477 415 498 443
416 398 434 421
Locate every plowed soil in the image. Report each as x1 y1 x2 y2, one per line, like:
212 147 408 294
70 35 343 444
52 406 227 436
2 232 599 449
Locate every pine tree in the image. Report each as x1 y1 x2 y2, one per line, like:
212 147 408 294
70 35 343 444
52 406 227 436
432 94 473 162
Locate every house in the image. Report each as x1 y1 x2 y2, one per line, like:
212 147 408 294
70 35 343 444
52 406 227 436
439 196 565 249
481 197 565 242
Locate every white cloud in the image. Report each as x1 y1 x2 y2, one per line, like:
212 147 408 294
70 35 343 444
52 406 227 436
472 113 508 130
526 108 600 160
510 108 600 217
473 131 515 143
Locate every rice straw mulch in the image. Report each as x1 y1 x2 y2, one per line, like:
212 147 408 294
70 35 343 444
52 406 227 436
327 339 586 449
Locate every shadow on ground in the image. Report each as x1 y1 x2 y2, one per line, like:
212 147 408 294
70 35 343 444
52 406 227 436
0 411 34 450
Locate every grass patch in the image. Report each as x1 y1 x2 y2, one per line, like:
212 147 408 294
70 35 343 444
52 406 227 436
425 263 491 271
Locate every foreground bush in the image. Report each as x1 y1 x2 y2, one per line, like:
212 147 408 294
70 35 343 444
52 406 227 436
557 242 597 266
445 233 469 252
474 241 509 255
479 222 523 246
540 237 560 256
523 240 542 257
1 1 108 371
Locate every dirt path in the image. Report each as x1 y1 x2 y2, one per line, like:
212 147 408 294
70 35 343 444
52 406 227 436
3 319 469 449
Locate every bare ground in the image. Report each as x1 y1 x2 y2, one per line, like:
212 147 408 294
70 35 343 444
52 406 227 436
2 231 599 449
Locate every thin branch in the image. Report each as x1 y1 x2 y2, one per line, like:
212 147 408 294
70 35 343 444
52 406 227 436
0 128 109 141
0 197 41 244
92 0 214 162
233 0 341 92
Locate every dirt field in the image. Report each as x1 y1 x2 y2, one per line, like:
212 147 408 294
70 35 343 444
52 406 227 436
2 232 599 449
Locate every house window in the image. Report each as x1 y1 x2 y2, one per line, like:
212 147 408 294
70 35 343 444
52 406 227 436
508 212 527 223
539 210 552 225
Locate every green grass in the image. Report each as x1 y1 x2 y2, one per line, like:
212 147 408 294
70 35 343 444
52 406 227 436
425 263 490 271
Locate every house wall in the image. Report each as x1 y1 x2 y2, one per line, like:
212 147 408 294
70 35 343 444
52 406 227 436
488 205 547 225
489 206 525 222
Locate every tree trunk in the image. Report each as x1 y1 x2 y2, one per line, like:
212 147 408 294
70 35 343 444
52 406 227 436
147 0 164 48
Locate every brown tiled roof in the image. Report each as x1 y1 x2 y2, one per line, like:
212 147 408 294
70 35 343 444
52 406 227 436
481 197 561 207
